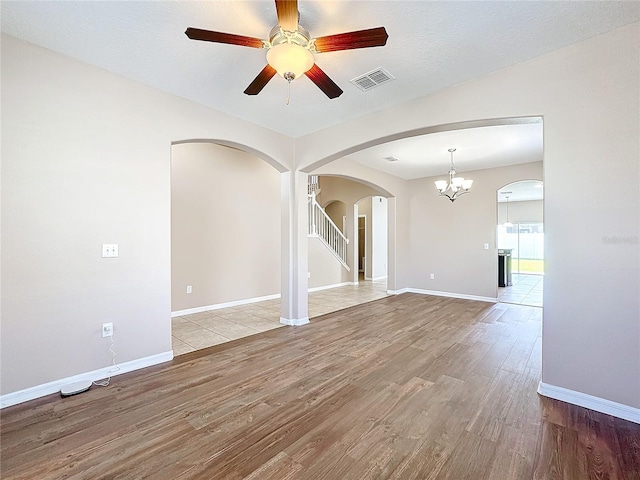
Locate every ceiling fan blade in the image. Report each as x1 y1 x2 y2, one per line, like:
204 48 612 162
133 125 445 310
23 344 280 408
244 65 277 95
275 0 298 32
305 64 343 99
313 27 389 53
185 27 264 49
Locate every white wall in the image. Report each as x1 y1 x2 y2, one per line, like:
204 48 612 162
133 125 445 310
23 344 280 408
299 23 640 410
171 142 281 312
498 200 543 224
0 34 292 396
316 176 382 206
308 237 349 288
325 201 346 233
408 162 543 298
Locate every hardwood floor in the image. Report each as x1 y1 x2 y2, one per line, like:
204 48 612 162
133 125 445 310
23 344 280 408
1 294 638 479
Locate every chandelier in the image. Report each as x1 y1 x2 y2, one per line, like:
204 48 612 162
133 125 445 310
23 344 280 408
503 194 514 227
434 148 473 202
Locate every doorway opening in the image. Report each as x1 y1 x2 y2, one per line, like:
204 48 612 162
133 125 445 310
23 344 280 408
497 180 544 307
358 215 366 274
308 178 390 317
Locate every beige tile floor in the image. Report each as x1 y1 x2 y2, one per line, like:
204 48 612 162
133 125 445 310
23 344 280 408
498 273 543 307
172 278 389 356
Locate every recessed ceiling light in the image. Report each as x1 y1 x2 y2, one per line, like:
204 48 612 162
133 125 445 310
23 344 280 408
383 156 399 162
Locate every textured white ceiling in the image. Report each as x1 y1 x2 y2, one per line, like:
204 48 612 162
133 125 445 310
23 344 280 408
346 122 544 180
2 1 638 139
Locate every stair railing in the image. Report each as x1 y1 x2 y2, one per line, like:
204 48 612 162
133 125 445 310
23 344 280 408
308 195 350 270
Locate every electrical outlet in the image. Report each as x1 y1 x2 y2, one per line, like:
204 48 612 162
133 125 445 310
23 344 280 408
102 244 119 258
484 243 489 250
102 322 113 337
430 273 435 280
186 285 192 294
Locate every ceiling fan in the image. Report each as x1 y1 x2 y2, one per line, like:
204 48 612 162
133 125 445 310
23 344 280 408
185 0 388 99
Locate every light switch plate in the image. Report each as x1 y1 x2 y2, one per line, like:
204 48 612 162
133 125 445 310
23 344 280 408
102 244 119 258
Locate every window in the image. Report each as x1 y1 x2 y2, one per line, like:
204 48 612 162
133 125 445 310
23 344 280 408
497 223 544 274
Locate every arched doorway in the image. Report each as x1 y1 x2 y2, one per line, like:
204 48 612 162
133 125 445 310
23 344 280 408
170 141 284 355
307 176 391 317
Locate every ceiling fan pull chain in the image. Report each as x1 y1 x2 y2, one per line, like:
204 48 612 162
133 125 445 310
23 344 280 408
284 71 295 105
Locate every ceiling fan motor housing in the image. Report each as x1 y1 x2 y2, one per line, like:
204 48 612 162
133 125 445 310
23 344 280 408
267 25 315 79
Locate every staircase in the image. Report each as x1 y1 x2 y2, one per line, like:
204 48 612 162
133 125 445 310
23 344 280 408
308 177 350 270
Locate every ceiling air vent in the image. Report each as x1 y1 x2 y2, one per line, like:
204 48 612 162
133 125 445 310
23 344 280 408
383 156 399 162
350 68 395 92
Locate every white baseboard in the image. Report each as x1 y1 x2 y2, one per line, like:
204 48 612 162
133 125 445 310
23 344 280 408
172 282 364 317
173 285 497 317
0 351 174 409
365 275 388 281
172 293 280 317
407 288 498 303
387 288 409 295
308 282 350 293
280 317 310 326
538 381 640 424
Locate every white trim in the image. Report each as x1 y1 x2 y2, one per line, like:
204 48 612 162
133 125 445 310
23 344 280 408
371 275 388 281
538 381 640 424
0 351 173 409
407 288 498 303
348 281 359 286
172 293 280 317
280 317 310 326
387 288 409 295
308 282 351 293
173 284 360 317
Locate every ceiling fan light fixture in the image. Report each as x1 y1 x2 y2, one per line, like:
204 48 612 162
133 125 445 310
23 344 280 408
186 3 388 99
267 42 314 79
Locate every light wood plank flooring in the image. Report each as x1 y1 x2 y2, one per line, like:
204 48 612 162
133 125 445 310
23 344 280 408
2 294 638 479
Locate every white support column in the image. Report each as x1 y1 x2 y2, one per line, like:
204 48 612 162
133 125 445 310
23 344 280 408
280 171 310 326
345 202 359 285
